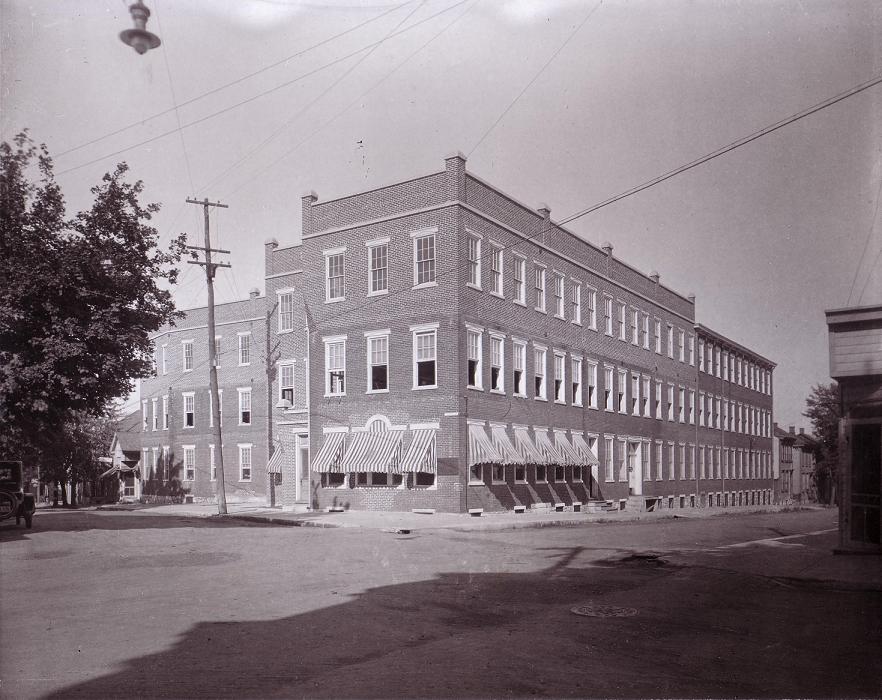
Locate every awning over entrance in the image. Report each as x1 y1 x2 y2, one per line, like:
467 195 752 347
401 429 436 474
267 433 297 474
514 426 545 464
554 431 582 465
99 463 138 479
312 432 347 473
468 423 502 466
490 425 524 465
341 430 404 473
534 429 564 463
571 433 600 466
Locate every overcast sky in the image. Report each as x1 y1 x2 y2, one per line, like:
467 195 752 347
2 0 880 429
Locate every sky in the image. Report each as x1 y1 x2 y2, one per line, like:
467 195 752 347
2 0 880 429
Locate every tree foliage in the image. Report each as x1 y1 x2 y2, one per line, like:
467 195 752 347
0 132 185 457
803 382 841 481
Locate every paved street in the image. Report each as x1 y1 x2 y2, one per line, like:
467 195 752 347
2 508 880 698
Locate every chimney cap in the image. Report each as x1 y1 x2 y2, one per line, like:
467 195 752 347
789 426 796 434
687 293 696 303
537 202 551 213
799 427 805 435
301 190 318 201
602 241 613 252
445 151 467 162
264 237 278 248
249 287 260 299
649 270 660 283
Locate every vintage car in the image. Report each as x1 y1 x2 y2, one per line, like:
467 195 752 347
0 460 36 528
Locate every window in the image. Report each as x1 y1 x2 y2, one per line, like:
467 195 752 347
162 395 169 430
642 440 651 481
414 233 436 286
688 334 695 366
642 314 650 350
534 346 547 399
469 462 483 485
279 363 294 404
604 367 614 411
667 384 675 422
239 444 252 482
413 326 437 388
688 390 695 425
182 340 193 371
604 436 615 482
678 329 685 362
715 346 722 377
490 335 504 392
183 393 195 428
630 308 639 345
667 443 675 481
678 387 685 423
631 373 640 415
490 245 503 296
467 329 482 389
368 242 388 294
238 333 251 366
655 441 663 481
641 376 650 417
586 361 597 408
367 333 389 392
181 446 196 481
667 324 674 358
492 464 505 484
161 344 167 375
513 340 526 396
467 235 481 288
151 398 158 431
553 274 564 317
617 369 627 413
604 296 614 336
700 446 706 479
278 291 295 332
325 338 346 395
534 265 546 312
619 439 629 482
722 399 729 431
617 302 626 341
654 319 662 354
553 352 566 403
679 444 687 480
655 379 663 419
535 462 547 483
238 388 252 425
571 357 582 406
699 338 705 371
698 393 705 427
572 281 583 323
586 288 597 329
214 336 221 367
573 463 583 483
325 250 345 301
209 444 216 482
513 255 526 304
161 446 169 480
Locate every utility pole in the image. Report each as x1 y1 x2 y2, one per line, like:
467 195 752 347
186 197 231 515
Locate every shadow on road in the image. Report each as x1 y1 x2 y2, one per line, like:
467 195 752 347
45 546 881 699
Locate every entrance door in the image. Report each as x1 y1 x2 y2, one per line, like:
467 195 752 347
628 441 642 495
295 434 310 504
849 422 881 546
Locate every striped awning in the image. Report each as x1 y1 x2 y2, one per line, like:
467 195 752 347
534 429 565 464
312 432 347 473
266 432 297 474
468 423 503 467
571 433 600 466
341 430 404 473
491 425 524 465
401 429 436 473
514 427 545 464
554 431 582 465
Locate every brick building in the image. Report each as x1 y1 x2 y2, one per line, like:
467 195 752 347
266 154 776 513
139 291 270 504
773 423 818 504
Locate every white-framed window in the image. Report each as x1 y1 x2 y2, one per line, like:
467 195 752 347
617 369 627 413
571 356 582 406
412 324 437 388
667 324 674 358
513 255 526 305
642 313 650 350
182 340 193 371
325 248 345 302
586 287 597 329
467 328 483 389
368 240 389 295
367 331 389 393
490 334 504 392
619 438 629 482
722 399 729 431
654 440 663 481
722 350 729 381
642 439 652 481
151 398 158 431
490 245 503 296
162 395 169 430
667 384 675 422
641 376 650 417
631 373 640 415
467 234 481 289
700 445 707 479
553 273 565 318
553 352 566 403
604 295 614 336
666 442 675 481
209 444 217 482
617 302 626 341
161 344 167 375
183 392 195 428
278 291 295 333
654 318 662 354
604 366 614 411
699 338 705 372
183 445 195 481
534 265 546 312
161 445 170 481
324 337 346 396
279 363 294 404
678 387 686 423
604 436 615 482
655 379 663 419
698 392 706 427
214 336 222 367
688 389 695 425
142 448 150 479
569 281 581 324
678 329 685 362
688 334 695 366
238 332 251 366
715 346 722 377
630 308 639 345
413 232 436 287
679 443 687 480
238 388 252 425
512 340 527 397
534 346 547 400
586 360 597 408
238 443 252 482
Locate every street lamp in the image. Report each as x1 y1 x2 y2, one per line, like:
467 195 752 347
119 2 161 55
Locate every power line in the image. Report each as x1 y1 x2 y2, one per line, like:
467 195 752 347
55 0 468 177
847 169 882 305
856 246 882 304
55 1 413 159
558 74 882 226
468 0 602 158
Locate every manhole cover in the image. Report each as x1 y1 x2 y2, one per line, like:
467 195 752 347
571 603 638 618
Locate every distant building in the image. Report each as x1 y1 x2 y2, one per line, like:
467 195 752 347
773 423 819 504
102 409 142 502
265 154 777 513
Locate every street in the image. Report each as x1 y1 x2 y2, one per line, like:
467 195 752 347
1 508 880 698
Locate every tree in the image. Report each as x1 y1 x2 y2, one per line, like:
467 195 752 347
0 132 186 458
803 382 841 505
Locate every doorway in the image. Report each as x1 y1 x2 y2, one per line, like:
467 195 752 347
295 434 310 504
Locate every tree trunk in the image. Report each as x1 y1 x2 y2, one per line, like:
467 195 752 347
70 478 78 507
61 481 68 507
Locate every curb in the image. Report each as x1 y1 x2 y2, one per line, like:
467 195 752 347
223 514 341 529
